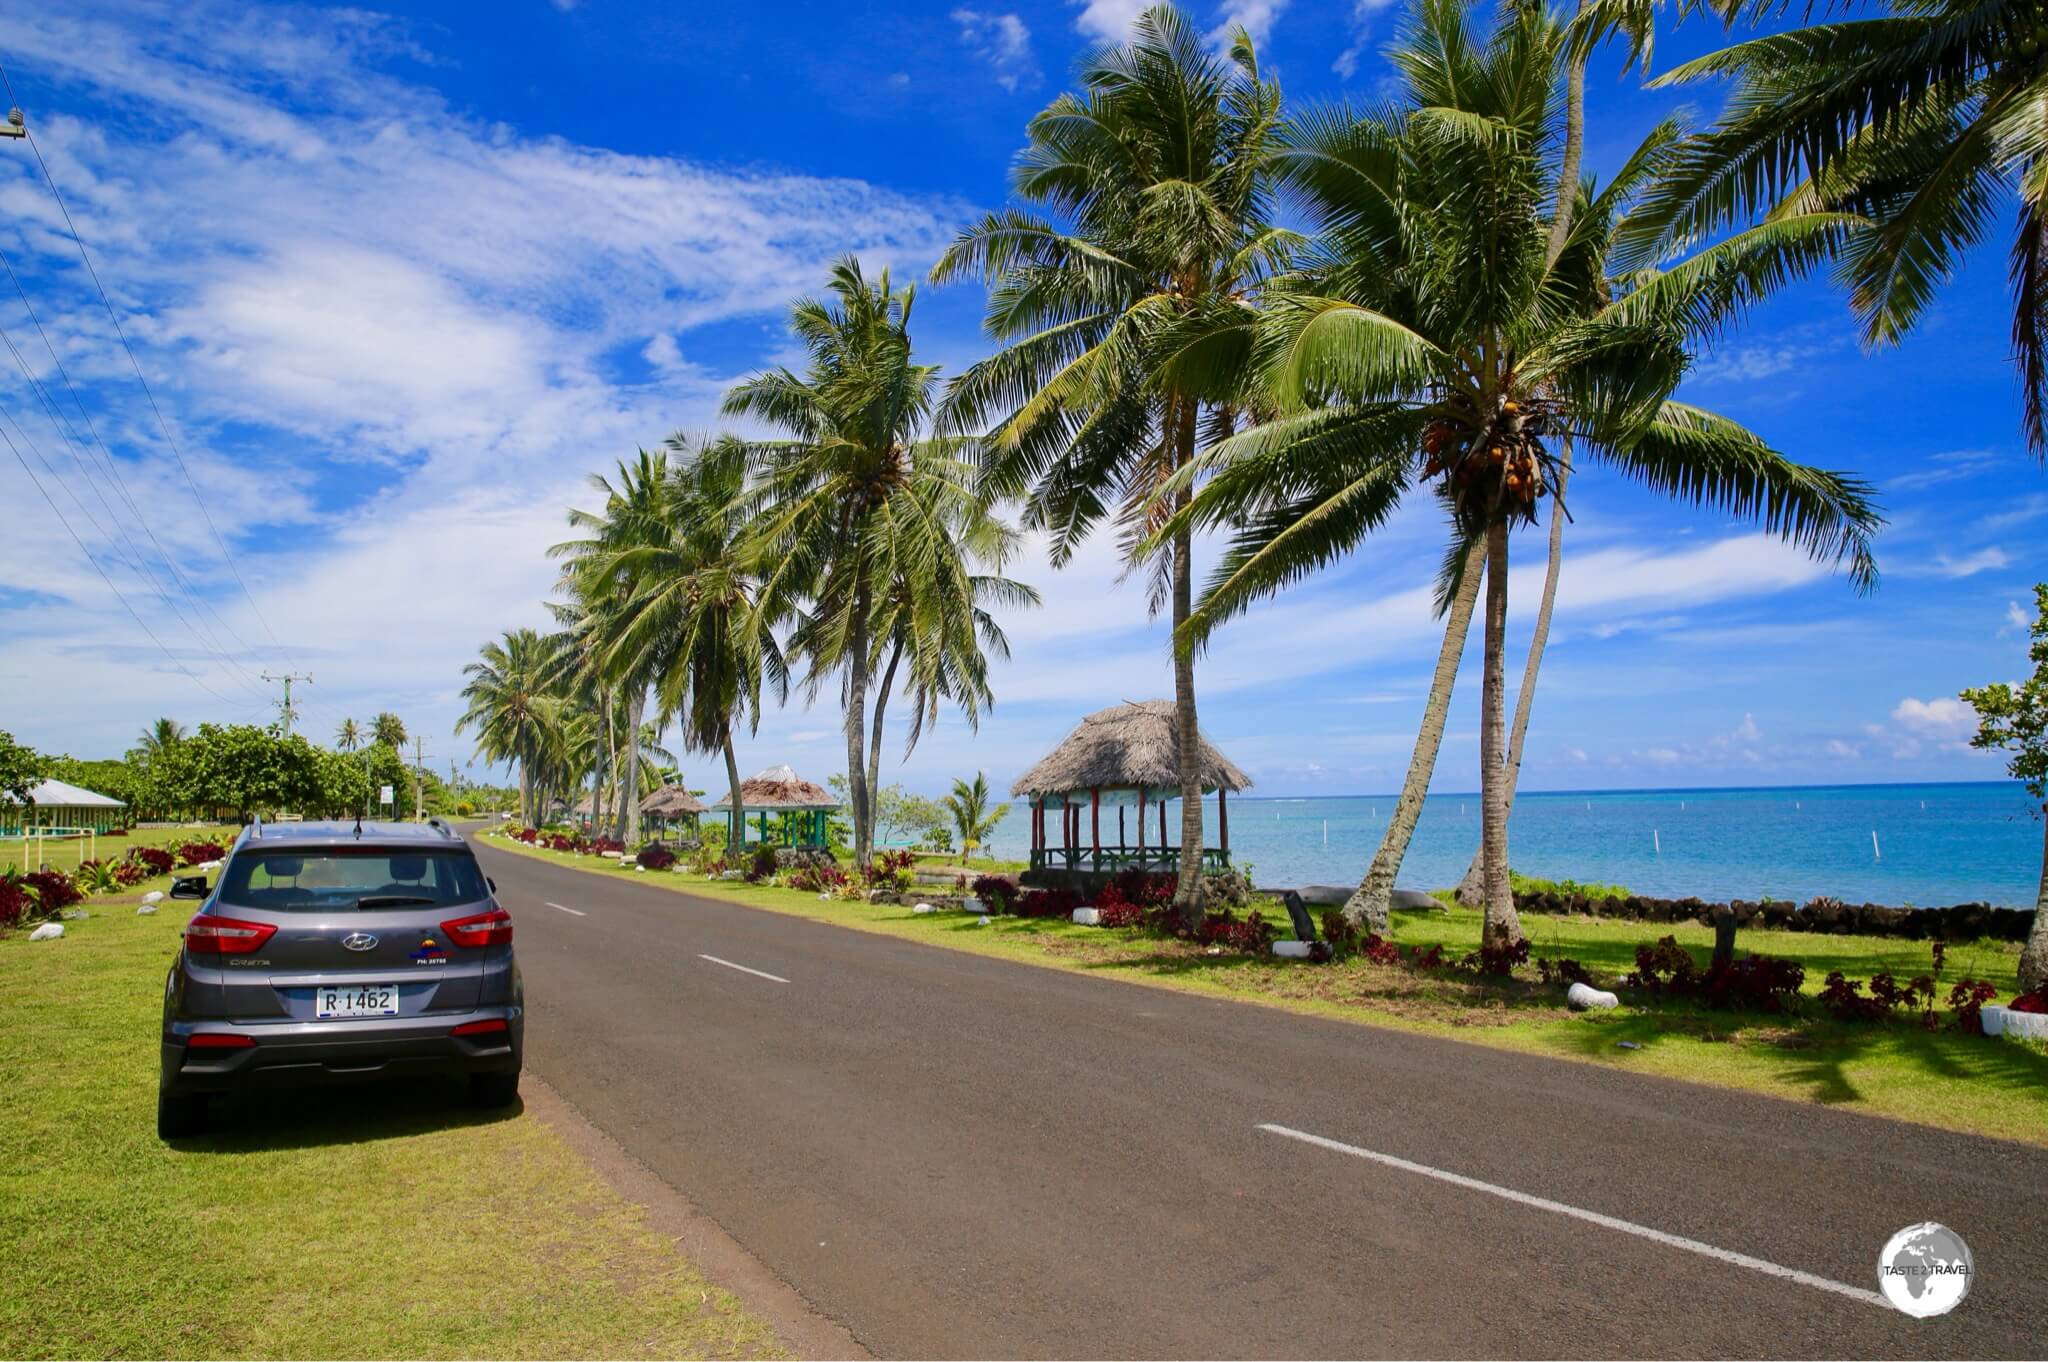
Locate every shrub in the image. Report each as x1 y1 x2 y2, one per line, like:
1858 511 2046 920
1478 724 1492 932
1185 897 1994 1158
1097 896 1144 928
127 846 175 875
178 840 226 867
1098 869 1175 910
636 843 677 872
1318 910 1361 959
1194 908 1276 954
1820 970 1939 1025
0 872 30 929
2011 987 2048 1015
75 859 120 895
1623 935 1805 1013
114 859 152 887
1461 933 1531 978
1949 978 2000 1034
971 874 1019 913
788 863 850 894
1537 957 1594 987
746 845 778 883
515 827 540 844
1014 887 1082 918
589 836 625 856
24 869 82 913
858 849 915 891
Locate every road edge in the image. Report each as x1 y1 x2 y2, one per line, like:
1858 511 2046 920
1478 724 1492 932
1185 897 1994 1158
519 1071 874 1361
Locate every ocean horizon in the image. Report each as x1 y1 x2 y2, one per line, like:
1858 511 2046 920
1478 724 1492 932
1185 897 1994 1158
978 779 2045 908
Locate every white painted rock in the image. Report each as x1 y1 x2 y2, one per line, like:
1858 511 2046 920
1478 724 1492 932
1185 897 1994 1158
634 865 646 873
817 892 832 900
976 915 992 926
136 904 157 915
28 923 63 941
141 891 164 905
1983 1005 2048 1041
1271 940 1314 959
602 850 622 859
1567 982 1620 1011
913 903 938 914
1071 908 1101 926
198 860 221 873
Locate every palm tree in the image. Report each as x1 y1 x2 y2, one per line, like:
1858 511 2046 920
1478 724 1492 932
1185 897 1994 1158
728 259 1001 867
372 712 407 750
1154 0 1883 942
555 451 674 845
597 436 787 850
334 717 363 754
457 628 561 826
942 772 1009 865
931 3 1290 919
133 717 185 762
1620 0 2048 455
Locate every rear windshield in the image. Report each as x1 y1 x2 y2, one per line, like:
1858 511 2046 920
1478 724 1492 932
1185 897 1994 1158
216 849 488 912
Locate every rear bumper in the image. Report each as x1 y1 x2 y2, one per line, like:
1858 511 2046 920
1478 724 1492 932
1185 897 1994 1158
160 1007 522 1095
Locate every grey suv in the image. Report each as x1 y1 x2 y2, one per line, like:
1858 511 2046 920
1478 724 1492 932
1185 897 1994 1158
158 818 523 1138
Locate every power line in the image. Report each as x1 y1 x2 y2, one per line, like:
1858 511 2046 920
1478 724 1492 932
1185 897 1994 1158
0 235 273 698
0 58 299 673
0 417 250 710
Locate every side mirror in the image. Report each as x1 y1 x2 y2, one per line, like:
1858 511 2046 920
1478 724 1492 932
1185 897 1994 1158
169 875 209 900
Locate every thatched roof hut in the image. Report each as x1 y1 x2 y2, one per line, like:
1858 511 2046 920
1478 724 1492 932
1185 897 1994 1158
1011 700 1251 875
709 764 840 811
1012 700 1251 802
641 785 708 819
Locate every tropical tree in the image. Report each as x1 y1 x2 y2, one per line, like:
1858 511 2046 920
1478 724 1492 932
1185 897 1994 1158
372 712 408 750
131 717 186 764
931 3 1290 918
1153 0 1882 941
457 628 562 825
1961 583 2048 992
0 730 51 808
1619 0 2048 455
729 259 1005 866
596 436 787 846
334 717 363 754
941 772 1009 864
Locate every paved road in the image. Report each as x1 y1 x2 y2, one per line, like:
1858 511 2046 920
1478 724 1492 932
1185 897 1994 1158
474 839 2048 1358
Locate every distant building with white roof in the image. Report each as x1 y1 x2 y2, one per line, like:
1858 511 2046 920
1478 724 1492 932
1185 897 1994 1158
1 777 128 834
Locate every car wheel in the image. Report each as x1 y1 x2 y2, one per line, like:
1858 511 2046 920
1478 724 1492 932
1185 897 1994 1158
468 1071 520 1107
157 1089 208 1139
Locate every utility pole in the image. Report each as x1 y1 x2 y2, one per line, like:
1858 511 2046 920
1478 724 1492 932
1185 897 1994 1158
412 735 430 822
261 671 313 737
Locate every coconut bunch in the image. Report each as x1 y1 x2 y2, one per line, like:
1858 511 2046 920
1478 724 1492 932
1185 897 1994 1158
1417 393 1562 524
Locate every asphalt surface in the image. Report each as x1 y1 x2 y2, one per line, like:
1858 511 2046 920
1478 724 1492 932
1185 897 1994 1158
474 838 2048 1358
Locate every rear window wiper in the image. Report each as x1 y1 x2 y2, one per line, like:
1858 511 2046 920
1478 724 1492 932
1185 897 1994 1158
355 895 438 909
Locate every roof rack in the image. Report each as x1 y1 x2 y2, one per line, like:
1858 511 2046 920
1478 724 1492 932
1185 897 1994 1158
248 815 263 840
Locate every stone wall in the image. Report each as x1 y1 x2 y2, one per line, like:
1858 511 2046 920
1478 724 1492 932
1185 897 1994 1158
1512 889 2034 942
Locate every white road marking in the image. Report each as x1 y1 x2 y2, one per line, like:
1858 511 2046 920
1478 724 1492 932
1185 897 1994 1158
544 901 587 917
699 954 789 984
1257 1123 1888 1309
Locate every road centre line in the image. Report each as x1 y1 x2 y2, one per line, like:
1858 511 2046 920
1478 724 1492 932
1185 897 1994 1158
699 954 790 984
544 901 587 917
1256 1123 1888 1310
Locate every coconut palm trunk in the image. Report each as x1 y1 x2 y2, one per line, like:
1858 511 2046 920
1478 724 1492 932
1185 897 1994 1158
1172 408 1207 923
519 756 534 828
617 686 645 845
1456 442 1572 903
844 581 873 867
866 638 904 850
1344 542 1485 932
1480 521 1523 942
723 726 744 855
2024 811 2048 993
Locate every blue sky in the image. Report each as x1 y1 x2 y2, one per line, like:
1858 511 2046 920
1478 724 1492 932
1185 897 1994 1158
0 0 2033 798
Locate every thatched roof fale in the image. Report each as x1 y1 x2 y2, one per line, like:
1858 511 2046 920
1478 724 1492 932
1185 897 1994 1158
709 763 840 811
642 786 708 818
1011 700 1252 801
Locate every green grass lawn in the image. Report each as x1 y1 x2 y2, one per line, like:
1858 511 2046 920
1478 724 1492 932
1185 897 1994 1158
0 887 785 1359
479 829 2048 1147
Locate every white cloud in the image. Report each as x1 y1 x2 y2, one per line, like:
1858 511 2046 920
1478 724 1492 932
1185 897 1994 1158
1213 0 1288 46
1920 547 2010 579
952 9 1040 91
1332 0 1400 78
1891 696 1975 738
2007 599 2031 633
1689 342 1827 385
1733 713 1761 742
1069 0 1150 41
1827 739 1860 759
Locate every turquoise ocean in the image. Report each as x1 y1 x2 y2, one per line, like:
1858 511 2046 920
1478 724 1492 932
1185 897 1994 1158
980 781 2044 907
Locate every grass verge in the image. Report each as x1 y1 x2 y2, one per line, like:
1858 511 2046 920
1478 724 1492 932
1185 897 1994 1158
479 830 2048 1147
0 894 786 1360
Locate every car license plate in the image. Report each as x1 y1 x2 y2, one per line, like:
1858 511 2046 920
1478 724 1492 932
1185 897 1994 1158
316 983 401 1018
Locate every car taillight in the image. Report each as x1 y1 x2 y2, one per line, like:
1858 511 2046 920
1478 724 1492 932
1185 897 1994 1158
186 1032 256 1049
451 1018 508 1037
440 909 512 947
183 915 278 955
